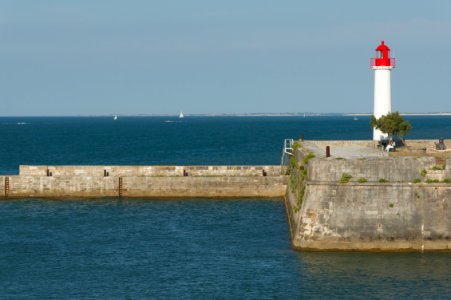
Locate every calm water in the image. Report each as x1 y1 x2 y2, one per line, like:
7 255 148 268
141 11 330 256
0 115 450 174
0 116 450 298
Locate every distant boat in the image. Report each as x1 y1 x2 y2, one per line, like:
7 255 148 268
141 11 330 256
353 117 358 121
179 112 184 119
303 113 306 118
113 115 118 120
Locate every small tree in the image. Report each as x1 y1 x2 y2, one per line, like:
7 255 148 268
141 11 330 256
371 112 412 141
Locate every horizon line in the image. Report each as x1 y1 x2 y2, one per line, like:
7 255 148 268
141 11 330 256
1 112 451 117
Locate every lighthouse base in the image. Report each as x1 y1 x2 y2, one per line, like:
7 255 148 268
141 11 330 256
373 128 388 141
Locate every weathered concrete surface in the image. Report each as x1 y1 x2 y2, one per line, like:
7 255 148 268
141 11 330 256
308 157 435 182
427 169 451 181
400 139 451 153
302 140 387 159
1 166 287 199
287 183 450 251
19 165 282 177
3 176 118 198
286 141 451 252
122 176 286 198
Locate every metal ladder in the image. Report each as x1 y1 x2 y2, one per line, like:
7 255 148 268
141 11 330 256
280 139 294 174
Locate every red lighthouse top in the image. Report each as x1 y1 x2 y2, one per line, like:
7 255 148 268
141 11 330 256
370 40 395 68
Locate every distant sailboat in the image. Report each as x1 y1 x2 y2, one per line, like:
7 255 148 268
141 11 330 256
353 117 358 121
303 113 306 118
179 112 184 119
113 115 118 120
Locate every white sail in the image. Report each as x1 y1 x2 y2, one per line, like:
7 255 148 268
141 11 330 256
179 112 184 118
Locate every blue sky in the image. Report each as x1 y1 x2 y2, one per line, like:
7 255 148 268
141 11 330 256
1 1 450 115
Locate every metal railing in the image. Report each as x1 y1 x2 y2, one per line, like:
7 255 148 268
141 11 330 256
370 58 396 68
280 139 294 174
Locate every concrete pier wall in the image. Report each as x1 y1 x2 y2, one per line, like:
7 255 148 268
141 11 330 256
19 165 282 177
308 157 435 182
287 182 450 251
1 166 287 199
286 142 451 251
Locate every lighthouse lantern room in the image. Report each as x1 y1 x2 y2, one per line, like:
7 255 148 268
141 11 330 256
370 40 396 141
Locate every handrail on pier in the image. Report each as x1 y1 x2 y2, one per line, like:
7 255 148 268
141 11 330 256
280 138 294 174
283 139 294 155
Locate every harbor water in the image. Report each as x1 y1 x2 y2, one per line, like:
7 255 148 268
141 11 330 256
0 116 450 298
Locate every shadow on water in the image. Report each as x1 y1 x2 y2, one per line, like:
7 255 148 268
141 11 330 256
296 251 450 298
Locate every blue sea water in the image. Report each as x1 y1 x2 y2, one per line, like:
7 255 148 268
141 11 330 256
0 115 450 175
0 116 450 298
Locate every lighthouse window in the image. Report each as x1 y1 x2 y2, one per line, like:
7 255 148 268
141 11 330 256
376 51 383 58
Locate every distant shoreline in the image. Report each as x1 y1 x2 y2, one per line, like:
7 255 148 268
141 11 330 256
1 113 451 117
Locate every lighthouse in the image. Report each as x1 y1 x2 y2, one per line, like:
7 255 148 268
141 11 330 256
370 40 395 141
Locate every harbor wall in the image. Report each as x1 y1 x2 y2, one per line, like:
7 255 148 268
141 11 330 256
286 145 451 251
19 165 281 177
1 166 287 199
307 157 436 182
286 182 450 251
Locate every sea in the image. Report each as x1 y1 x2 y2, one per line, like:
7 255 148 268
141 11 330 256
0 115 450 299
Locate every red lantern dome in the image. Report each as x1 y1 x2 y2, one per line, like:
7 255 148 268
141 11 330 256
370 41 395 68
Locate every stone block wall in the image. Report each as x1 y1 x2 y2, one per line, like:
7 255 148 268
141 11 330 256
19 165 282 177
288 182 450 251
6 176 118 198
2 166 287 199
122 176 287 198
307 157 435 182
286 144 451 251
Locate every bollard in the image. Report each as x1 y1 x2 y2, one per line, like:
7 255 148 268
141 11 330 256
301 135 305 142
183 169 188 177
46 169 51 176
326 146 331 157
104 169 109 177
262 169 267 177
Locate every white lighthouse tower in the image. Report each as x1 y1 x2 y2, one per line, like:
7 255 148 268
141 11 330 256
371 40 395 141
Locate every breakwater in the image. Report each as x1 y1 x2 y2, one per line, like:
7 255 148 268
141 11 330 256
285 140 451 251
1 140 450 252
1 165 287 198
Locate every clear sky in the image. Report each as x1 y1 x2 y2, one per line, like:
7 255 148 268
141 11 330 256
1 1 450 116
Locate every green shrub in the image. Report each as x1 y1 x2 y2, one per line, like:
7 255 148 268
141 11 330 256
357 177 368 183
412 178 421 183
297 184 305 205
389 203 394 208
303 152 316 165
339 173 353 184
443 178 451 184
371 112 412 140
290 175 297 192
378 178 388 183
289 155 297 171
426 179 440 183
420 169 427 177
431 165 445 170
